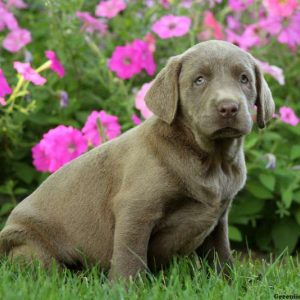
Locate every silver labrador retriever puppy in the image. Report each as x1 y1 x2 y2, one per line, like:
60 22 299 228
0 40 274 280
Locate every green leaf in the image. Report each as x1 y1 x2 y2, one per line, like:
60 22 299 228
281 188 293 208
258 174 276 191
290 145 300 160
229 226 242 242
294 191 300 204
14 188 28 196
287 125 300 136
0 181 14 195
13 162 36 184
295 208 300 226
0 202 14 217
246 181 273 199
230 197 265 222
271 219 300 253
256 229 272 252
245 136 258 150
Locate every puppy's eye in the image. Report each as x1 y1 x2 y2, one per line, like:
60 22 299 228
240 74 249 84
194 76 205 86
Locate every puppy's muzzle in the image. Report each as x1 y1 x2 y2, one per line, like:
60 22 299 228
217 101 240 118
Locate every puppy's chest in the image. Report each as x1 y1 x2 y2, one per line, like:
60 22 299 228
188 162 246 206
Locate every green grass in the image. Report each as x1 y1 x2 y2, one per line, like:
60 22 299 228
0 253 299 300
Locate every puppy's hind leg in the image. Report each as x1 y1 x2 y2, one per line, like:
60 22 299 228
7 242 57 268
0 225 58 268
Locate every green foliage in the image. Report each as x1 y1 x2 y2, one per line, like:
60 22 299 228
0 0 300 254
230 120 300 253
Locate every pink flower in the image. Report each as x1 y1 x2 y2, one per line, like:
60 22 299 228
32 125 88 173
208 0 222 7
226 24 260 50
0 68 12 106
152 15 191 39
0 98 7 106
76 11 107 34
199 11 224 40
277 12 300 48
260 12 300 48
159 0 171 8
82 111 121 147
135 82 153 119
132 114 142 125
14 62 46 85
7 0 28 9
144 32 156 53
229 0 254 11
95 0 126 19
279 106 299 126
180 0 193 8
32 142 52 172
227 15 241 30
109 39 156 79
45 50 65 78
264 0 298 17
3 28 31 53
132 39 156 76
0 6 19 31
109 44 142 79
256 60 285 85
259 14 282 35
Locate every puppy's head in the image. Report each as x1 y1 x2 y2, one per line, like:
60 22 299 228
145 40 275 139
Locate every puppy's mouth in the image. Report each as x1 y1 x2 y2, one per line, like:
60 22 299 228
212 127 243 139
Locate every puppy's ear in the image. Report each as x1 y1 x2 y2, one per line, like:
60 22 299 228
254 63 275 129
145 56 182 124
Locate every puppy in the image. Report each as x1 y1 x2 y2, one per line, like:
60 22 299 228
0 40 274 280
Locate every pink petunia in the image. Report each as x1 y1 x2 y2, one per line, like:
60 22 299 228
0 98 7 106
132 39 156 76
152 15 191 39
199 11 224 40
226 24 260 50
264 0 298 17
180 0 193 8
208 0 222 7
259 14 282 36
279 106 299 126
0 6 19 31
76 11 108 35
32 142 51 172
7 0 28 9
260 12 300 48
109 44 142 79
159 0 171 8
229 0 254 11
0 68 12 106
3 28 31 53
14 62 47 85
227 15 241 30
131 114 142 125
95 0 126 19
144 32 156 53
135 82 153 119
277 12 300 48
82 111 121 147
32 125 88 173
256 60 285 85
109 39 156 79
45 50 65 78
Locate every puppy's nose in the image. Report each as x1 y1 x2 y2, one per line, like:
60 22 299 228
217 101 239 118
